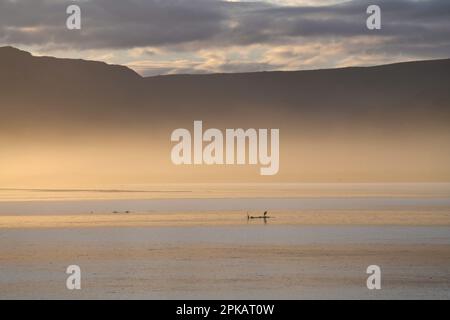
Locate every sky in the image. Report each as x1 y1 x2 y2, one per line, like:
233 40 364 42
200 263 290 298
1 0 449 76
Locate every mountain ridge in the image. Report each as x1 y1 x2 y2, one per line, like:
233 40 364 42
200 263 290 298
1 46 450 182
2 45 450 79
1 45 449 131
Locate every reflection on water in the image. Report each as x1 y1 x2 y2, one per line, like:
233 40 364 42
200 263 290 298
3 226 450 246
1 183 450 201
1 196 450 215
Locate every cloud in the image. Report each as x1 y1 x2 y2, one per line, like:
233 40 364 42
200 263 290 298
1 0 449 49
1 0 449 75
125 38 420 76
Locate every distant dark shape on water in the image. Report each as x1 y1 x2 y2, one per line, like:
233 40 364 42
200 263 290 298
247 211 273 224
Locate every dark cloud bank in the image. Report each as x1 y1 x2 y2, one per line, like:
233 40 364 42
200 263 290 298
0 0 449 58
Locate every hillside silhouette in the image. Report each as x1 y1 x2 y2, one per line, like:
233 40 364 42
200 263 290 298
1 46 449 183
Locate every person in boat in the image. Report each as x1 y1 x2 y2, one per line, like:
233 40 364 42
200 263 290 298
247 211 270 219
